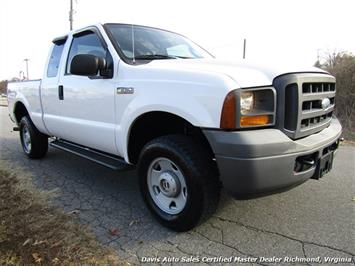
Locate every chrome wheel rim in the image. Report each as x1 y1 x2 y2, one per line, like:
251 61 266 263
22 126 31 153
147 157 188 215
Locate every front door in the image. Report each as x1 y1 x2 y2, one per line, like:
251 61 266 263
44 29 117 154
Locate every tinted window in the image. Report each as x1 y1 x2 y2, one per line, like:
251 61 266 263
66 32 106 74
47 43 65 77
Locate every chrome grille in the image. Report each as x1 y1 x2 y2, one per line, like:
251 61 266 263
273 74 336 139
299 82 335 135
302 82 335 93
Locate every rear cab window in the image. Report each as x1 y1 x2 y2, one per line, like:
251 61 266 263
47 43 65 78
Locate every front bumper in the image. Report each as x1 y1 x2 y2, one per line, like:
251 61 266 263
203 117 342 198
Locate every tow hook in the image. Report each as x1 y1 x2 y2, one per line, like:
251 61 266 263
299 158 315 166
295 153 317 173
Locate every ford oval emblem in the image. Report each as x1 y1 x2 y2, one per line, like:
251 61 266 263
321 98 331 110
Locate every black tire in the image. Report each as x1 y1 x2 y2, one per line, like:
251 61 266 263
138 135 220 231
19 116 48 159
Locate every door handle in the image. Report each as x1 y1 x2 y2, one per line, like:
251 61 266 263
58 85 64 100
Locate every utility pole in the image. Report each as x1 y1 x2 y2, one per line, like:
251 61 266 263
243 39 246 59
69 0 73 30
24 59 29 80
317 49 321 62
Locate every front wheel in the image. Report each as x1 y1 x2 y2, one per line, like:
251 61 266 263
138 135 220 231
19 116 48 159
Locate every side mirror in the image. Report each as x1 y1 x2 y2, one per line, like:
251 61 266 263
70 54 106 76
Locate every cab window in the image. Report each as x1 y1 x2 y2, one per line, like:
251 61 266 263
47 43 65 77
66 32 107 75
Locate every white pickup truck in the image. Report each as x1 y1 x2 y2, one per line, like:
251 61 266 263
7 23 342 231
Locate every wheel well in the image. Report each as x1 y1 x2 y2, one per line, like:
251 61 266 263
128 111 214 164
14 102 29 124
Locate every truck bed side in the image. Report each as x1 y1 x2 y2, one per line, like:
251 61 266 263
7 80 49 135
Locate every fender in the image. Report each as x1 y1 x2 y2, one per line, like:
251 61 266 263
10 91 49 135
12 98 31 123
119 101 217 162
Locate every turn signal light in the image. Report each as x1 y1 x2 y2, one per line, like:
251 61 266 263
240 115 270 127
220 91 236 129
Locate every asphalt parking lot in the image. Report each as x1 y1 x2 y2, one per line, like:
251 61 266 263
0 106 354 265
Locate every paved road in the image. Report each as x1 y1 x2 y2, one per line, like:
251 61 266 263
0 106 354 265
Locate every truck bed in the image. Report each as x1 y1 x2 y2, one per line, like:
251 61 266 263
7 79 43 128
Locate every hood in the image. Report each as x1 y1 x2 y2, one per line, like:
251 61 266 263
145 58 329 88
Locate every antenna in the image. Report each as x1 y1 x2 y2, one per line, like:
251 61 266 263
131 24 135 63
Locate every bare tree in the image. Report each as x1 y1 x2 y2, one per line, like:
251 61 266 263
316 52 355 140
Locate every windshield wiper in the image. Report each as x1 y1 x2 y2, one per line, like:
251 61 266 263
134 54 185 60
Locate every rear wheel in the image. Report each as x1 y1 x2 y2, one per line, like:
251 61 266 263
19 116 48 159
138 135 220 231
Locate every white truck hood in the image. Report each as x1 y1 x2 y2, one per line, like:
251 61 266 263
146 59 329 88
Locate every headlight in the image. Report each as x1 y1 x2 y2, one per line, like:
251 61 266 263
239 87 276 127
220 87 276 129
240 91 254 114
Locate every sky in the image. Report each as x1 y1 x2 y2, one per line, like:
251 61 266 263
0 0 354 80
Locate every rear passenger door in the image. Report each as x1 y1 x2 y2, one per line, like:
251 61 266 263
41 37 66 134
44 29 117 154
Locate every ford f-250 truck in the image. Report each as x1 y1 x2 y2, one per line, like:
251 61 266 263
7 23 342 231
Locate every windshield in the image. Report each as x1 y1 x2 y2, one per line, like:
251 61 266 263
105 24 213 62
